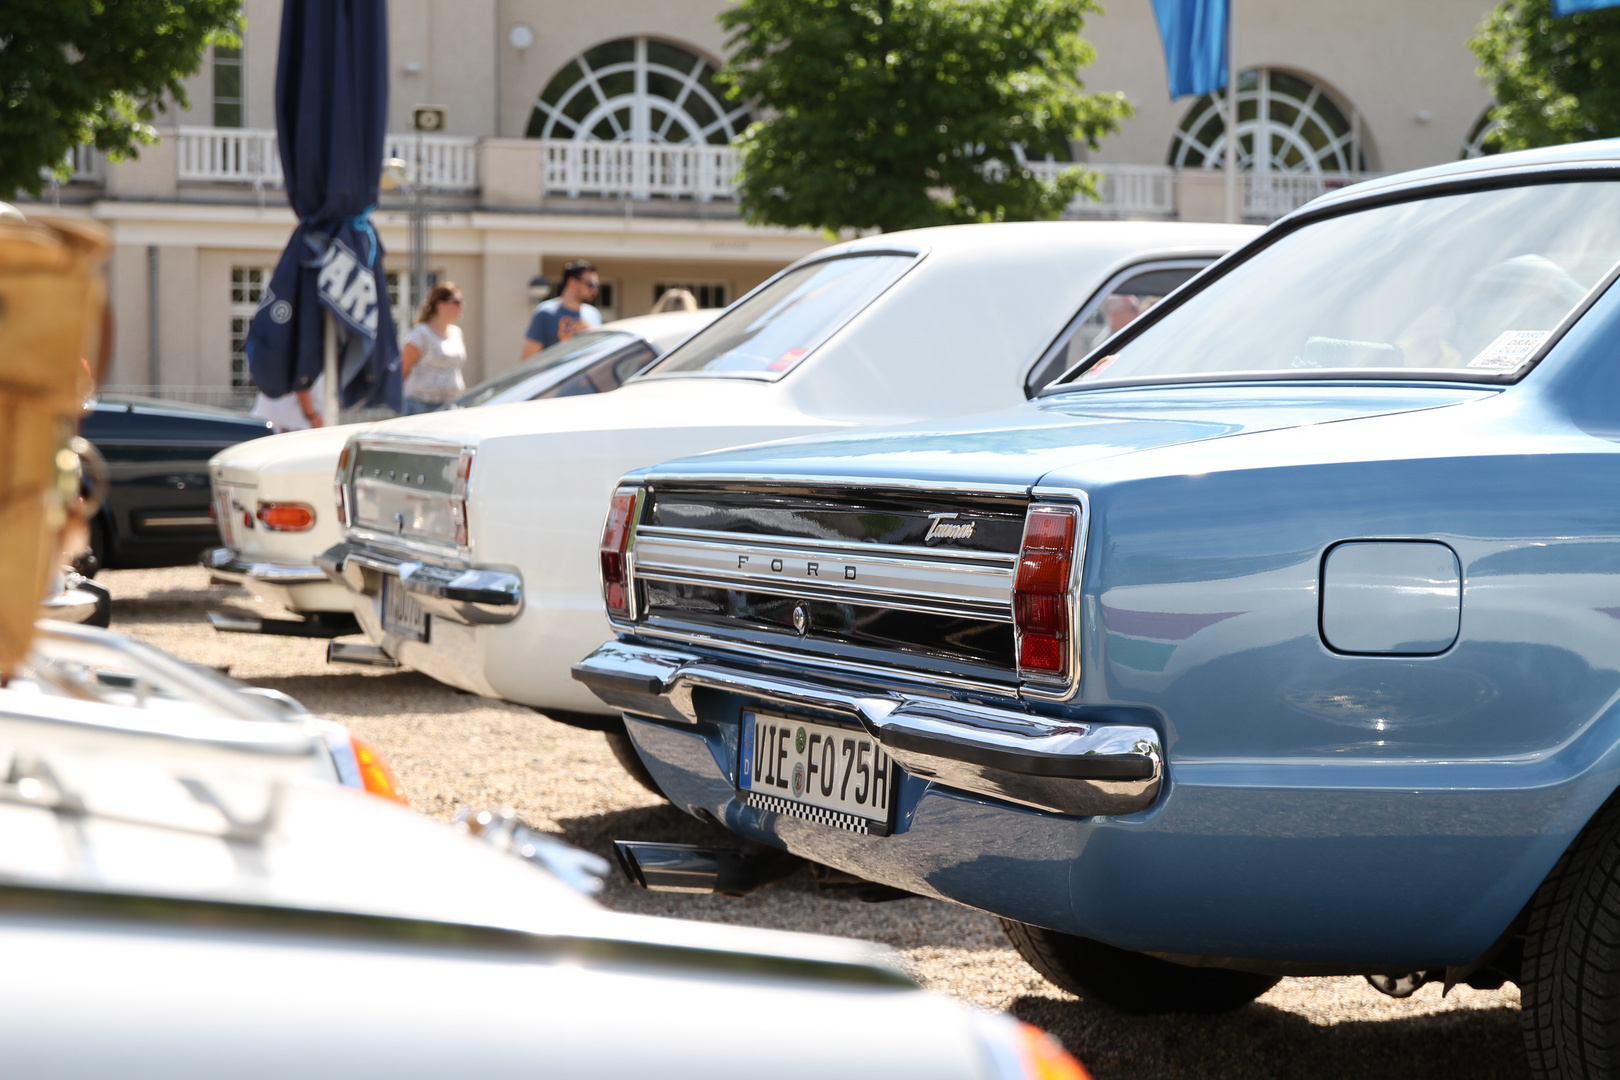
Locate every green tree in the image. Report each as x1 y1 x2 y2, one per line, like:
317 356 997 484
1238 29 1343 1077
1471 0 1620 150
717 0 1130 233
1 0 241 199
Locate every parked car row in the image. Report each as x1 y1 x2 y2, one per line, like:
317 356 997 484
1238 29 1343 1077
202 140 1620 1076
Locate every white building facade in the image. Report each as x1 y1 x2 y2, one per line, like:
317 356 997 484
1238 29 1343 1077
20 0 1499 404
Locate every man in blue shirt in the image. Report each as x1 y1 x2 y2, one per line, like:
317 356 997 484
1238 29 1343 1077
521 260 602 358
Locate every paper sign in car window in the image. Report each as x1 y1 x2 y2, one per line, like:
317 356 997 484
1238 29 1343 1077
769 347 809 372
1467 329 1551 370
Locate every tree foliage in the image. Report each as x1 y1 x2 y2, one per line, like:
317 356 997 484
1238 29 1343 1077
0 0 241 199
717 0 1130 233
1471 0 1620 150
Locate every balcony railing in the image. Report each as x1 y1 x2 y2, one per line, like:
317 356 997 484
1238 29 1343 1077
1023 161 1177 219
174 127 478 192
541 139 739 201
1244 172 1370 221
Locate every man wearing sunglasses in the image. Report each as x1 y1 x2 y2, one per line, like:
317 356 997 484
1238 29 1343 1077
521 260 602 358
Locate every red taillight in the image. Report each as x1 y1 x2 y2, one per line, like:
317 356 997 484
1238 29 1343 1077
350 735 409 805
600 486 640 618
1015 504 1079 680
256 501 316 531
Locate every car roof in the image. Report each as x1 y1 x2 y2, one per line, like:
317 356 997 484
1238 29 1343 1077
1298 137 1620 218
819 218 1259 263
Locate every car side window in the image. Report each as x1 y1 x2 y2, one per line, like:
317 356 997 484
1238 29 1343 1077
1024 262 1211 395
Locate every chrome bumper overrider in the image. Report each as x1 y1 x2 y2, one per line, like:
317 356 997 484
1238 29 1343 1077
316 542 523 625
572 641 1162 817
202 546 328 586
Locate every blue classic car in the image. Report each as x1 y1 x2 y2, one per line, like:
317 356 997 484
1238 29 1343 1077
574 141 1620 1069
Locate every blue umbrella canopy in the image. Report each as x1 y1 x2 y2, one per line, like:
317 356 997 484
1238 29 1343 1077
246 0 401 410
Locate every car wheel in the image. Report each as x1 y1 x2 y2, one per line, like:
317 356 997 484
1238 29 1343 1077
999 918 1281 1014
72 515 108 578
1521 794 1620 1078
603 726 666 800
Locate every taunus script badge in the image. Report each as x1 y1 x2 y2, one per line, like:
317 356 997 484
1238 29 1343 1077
791 602 810 635
925 512 976 543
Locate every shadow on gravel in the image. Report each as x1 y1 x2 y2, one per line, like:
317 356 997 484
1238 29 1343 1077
1013 993 1526 1080
109 585 237 622
241 672 482 711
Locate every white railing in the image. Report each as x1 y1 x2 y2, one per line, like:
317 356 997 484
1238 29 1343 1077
175 127 478 192
541 139 739 200
384 133 478 192
1025 162 1176 218
1243 172 1371 222
177 126 283 186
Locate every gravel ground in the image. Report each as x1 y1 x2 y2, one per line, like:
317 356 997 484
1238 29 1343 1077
102 565 1528 1080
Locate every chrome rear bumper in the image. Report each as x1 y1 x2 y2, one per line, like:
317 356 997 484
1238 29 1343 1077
572 641 1161 817
202 546 328 586
316 542 523 625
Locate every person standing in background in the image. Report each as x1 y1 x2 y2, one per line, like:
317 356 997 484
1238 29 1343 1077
251 372 324 432
651 288 698 313
401 282 469 416
521 260 601 358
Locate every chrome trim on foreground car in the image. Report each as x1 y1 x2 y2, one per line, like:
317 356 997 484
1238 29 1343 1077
201 545 328 585
317 542 522 625
572 640 1162 817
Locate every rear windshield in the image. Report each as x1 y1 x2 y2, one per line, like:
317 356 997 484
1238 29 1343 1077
449 331 626 408
1062 181 1620 385
646 254 915 378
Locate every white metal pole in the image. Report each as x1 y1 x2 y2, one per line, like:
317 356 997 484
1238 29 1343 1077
1223 0 1239 223
322 311 340 426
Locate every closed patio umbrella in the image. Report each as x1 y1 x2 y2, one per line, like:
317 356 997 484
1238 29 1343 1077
245 0 401 420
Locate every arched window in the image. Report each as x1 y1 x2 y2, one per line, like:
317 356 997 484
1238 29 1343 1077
527 37 752 145
1461 109 1501 159
1169 69 1367 174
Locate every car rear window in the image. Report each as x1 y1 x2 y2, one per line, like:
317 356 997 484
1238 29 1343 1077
645 253 915 379
1060 181 1620 386
449 331 626 408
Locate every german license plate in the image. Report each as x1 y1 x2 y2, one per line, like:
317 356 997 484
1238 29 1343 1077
739 712 894 836
381 575 428 641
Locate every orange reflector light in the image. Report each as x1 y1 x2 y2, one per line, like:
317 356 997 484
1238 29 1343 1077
1016 1023 1091 1080
256 501 316 532
350 736 409 805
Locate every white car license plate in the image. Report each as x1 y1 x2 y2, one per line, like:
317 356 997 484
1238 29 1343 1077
381 575 428 641
739 712 895 836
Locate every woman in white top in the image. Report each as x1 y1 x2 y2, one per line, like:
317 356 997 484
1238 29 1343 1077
400 281 469 415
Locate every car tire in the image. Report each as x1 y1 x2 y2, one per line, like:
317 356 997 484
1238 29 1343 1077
603 726 666 800
1520 793 1620 1079
999 918 1281 1014
72 515 108 578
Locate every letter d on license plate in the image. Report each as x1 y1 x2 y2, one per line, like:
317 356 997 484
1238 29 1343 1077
739 712 894 836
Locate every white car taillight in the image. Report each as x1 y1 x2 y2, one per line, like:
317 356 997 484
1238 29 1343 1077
453 448 475 547
600 485 642 619
334 444 350 527
1014 504 1080 681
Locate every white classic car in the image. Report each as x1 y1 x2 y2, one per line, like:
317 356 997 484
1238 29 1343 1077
321 221 1258 725
202 309 717 636
0 667 1086 1080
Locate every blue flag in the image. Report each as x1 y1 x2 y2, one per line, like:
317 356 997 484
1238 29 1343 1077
1151 0 1230 100
1553 0 1620 13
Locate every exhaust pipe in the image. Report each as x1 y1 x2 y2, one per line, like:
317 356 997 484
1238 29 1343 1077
210 610 361 639
326 641 400 668
613 841 802 898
